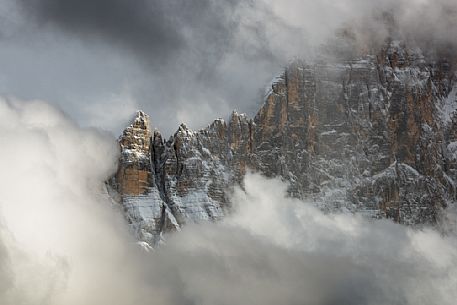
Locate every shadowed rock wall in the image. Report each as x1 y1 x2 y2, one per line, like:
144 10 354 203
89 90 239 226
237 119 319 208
113 41 457 245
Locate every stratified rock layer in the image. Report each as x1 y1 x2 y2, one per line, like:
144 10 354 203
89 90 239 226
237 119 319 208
113 41 457 245
114 111 179 245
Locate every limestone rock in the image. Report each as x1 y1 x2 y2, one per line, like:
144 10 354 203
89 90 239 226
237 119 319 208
114 111 178 246
112 41 457 245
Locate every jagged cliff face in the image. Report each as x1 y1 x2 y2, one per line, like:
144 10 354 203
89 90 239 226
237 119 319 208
113 41 457 246
253 42 457 223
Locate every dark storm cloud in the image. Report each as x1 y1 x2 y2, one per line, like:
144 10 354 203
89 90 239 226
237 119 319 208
10 0 282 135
25 0 181 64
3 0 457 136
19 0 246 70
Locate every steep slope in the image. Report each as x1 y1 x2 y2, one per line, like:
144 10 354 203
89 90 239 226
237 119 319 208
113 111 179 246
112 41 457 245
253 42 456 224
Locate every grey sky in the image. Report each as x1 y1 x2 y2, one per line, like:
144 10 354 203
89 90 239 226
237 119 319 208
0 0 292 135
0 0 456 135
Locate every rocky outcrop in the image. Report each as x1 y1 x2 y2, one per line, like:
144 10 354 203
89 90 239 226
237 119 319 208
116 111 151 195
251 42 457 224
112 41 457 246
113 111 179 246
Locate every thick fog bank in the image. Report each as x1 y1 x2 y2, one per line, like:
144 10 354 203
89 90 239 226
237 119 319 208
0 99 456 305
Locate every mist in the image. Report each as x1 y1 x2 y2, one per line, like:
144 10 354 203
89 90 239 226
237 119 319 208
0 0 456 134
0 99 456 304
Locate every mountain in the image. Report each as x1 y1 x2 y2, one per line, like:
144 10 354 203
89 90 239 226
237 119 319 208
110 41 457 246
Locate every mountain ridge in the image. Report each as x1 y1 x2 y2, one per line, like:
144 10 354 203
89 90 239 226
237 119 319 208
110 40 457 246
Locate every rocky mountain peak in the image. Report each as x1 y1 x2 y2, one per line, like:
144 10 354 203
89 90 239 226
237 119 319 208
111 41 457 246
176 122 192 136
116 110 152 196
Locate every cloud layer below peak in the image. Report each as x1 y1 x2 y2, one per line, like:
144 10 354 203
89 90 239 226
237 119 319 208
1 99 457 305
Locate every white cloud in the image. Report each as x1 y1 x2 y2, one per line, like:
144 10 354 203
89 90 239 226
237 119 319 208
0 98 456 305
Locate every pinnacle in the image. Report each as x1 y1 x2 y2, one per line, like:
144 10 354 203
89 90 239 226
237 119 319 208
178 122 189 131
129 110 150 130
135 110 148 118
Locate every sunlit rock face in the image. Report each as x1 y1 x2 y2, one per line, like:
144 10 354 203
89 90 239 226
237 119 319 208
114 111 179 246
113 41 457 245
116 110 151 196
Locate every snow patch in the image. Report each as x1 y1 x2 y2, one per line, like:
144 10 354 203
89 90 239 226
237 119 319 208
439 85 457 125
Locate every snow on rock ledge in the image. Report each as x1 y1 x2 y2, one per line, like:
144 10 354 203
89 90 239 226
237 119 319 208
111 41 457 246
